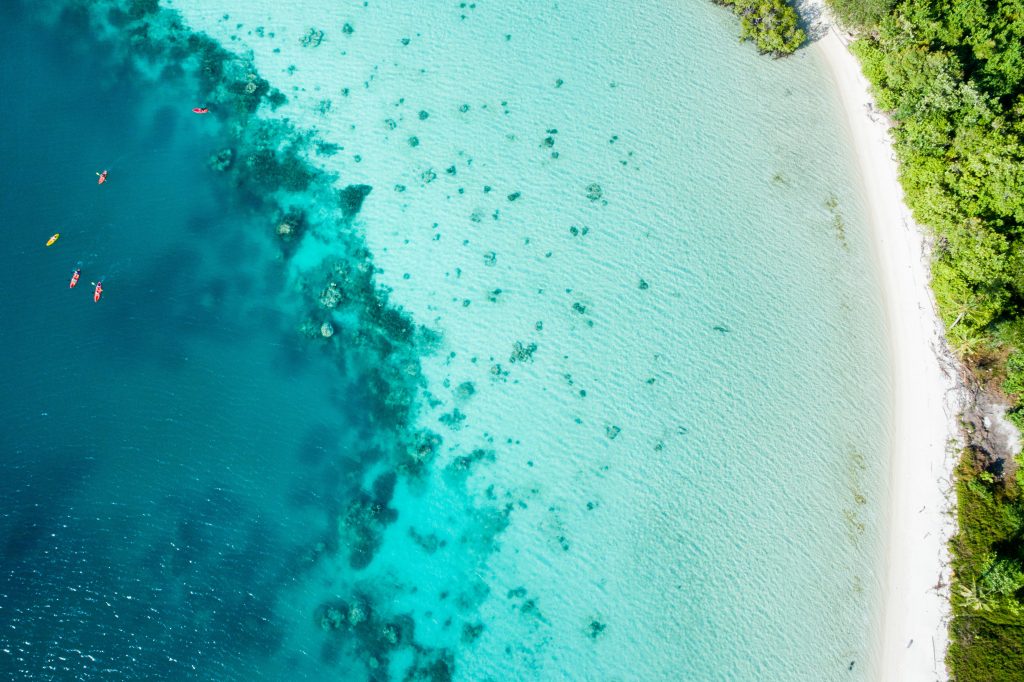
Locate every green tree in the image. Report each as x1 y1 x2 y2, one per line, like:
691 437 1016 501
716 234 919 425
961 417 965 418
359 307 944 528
1005 352 1024 397
982 558 1024 599
828 0 897 27
945 218 1009 287
716 0 806 56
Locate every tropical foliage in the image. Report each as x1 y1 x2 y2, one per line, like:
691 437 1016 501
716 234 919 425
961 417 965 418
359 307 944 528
827 0 897 27
835 0 1024 678
948 457 1024 681
716 0 806 56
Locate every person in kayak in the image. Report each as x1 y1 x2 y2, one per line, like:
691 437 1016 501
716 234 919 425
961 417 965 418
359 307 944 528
192 107 209 114
93 280 103 303
96 170 108 184
69 264 81 288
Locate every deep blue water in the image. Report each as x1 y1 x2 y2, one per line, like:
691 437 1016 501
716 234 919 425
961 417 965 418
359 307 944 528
0 4 407 679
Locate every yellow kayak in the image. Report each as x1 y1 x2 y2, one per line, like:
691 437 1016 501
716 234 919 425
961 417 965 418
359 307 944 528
46 233 60 247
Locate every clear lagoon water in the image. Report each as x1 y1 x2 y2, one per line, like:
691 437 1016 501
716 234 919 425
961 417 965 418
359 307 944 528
1 1 891 680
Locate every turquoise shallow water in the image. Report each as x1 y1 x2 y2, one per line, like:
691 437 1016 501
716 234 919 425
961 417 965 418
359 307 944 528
1 1 891 680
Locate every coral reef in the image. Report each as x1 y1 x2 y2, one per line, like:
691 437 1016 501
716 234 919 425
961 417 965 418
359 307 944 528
207 147 234 171
301 28 325 47
337 475 398 570
275 207 305 242
50 2 510 678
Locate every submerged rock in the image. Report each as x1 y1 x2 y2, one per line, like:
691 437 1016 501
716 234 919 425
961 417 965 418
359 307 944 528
509 341 537 363
339 494 398 570
207 147 234 171
300 28 325 47
454 381 476 400
316 594 373 633
275 208 304 242
439 408 466 430
320 606 344 631
403 649 453 681
348 600 368 627
223 69 273 114
319 282 343 309
449 448 495 474
461 622 484 643
320 322 334 338
338 183 372 216
408 527 444 553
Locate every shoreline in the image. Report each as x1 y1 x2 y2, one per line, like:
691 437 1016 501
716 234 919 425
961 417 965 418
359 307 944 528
809 14 963 682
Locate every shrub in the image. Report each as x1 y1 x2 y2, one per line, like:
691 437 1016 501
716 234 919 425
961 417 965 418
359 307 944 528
715 0 806 56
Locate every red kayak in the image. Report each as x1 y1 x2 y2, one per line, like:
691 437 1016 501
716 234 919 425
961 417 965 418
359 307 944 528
192 107 209 114
97 170 108 185
93 281 103 303
69 268 81 289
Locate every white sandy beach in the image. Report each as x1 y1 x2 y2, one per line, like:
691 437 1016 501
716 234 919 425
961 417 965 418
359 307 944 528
811 13 962 682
